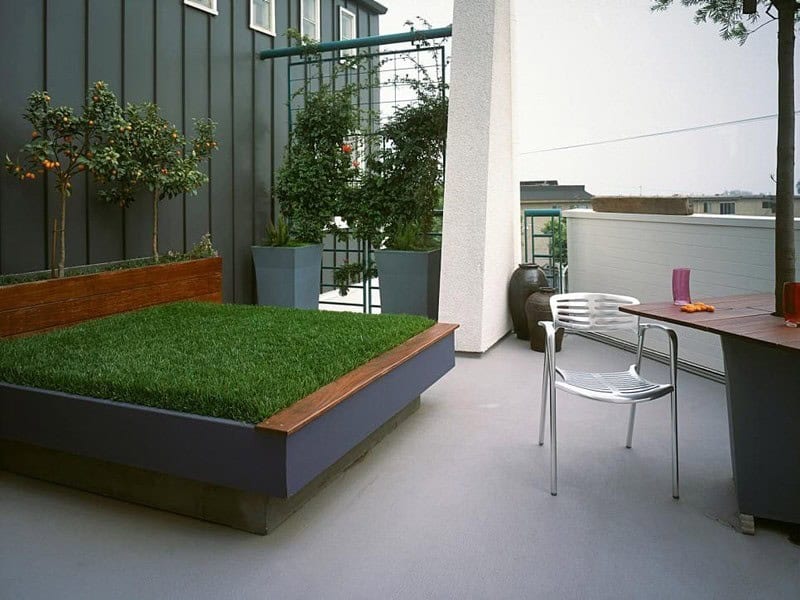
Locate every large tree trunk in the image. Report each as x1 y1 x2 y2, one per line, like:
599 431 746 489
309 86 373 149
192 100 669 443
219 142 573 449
774 0 796 315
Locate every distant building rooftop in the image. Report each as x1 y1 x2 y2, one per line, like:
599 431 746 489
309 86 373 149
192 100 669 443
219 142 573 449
520 181 593 202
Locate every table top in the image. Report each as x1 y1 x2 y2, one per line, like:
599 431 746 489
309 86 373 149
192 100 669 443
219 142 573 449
619 293 800 352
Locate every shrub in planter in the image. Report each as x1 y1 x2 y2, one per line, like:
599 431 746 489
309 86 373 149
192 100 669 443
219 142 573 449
339 48 449 318
261 40 362 308
4 82 126 277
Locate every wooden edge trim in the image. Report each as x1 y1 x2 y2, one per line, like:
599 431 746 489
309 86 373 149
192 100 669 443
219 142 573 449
0 257 222 310
256 322 458 435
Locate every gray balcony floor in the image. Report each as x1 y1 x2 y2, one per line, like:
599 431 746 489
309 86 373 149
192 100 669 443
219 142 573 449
1 334 798 599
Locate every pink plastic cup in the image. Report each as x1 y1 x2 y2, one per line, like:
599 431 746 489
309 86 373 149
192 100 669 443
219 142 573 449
672 268 691 306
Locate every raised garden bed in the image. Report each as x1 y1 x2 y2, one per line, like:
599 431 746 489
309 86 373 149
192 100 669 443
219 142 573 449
0 256 222 338
0 303 457 534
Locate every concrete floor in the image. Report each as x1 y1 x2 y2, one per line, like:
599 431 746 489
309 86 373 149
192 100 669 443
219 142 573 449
1 334 798 599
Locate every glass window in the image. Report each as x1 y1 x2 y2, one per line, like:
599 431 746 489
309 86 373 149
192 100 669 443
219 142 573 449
339 7 357 57
251 0 275 36
301 0 320 41
720 202 736 215
184 0 218 16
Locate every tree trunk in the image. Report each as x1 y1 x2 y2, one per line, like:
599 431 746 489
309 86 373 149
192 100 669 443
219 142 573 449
58 189 66 278
152 188 159 262
774 0 797 315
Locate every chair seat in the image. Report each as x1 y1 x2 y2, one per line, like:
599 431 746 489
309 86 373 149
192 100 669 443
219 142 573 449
555 365 673 403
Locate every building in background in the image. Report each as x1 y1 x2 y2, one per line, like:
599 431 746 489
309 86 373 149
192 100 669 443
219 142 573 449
689 194 800 216
520 180 593 213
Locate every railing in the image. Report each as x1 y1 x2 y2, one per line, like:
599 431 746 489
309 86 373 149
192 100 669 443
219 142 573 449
522 208 565 292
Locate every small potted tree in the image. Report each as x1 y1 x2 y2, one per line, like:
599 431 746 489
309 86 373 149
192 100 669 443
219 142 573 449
0 86 223 338
259 73 361 309
343 70 447 319
4 81 125 278
95 102 217 262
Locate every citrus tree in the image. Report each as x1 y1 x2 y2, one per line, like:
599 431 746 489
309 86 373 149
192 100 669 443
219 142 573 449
94 103 217 261
4 82 125 277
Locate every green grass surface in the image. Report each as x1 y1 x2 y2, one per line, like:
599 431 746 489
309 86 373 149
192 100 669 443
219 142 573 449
0 302 434 424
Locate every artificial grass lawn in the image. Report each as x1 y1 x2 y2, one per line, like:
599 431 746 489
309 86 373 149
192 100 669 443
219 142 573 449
0 302 434 424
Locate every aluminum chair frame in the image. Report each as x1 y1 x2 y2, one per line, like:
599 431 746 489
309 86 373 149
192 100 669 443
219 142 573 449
538 292 679 499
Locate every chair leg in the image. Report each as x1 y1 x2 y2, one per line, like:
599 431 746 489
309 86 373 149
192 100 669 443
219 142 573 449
550 386 558 496
538 365 549 446
625 404 636 449
670 391 679 499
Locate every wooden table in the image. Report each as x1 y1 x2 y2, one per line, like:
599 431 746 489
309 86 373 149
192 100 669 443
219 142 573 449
620 294 800 533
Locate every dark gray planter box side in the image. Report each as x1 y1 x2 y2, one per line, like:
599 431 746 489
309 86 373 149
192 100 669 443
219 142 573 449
721 335 800 525
375 248 441 319
251 244 322 310
0 331 456 501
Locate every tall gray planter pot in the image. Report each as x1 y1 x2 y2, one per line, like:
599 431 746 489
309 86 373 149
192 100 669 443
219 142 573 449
375 248 441 319
251 244 322 310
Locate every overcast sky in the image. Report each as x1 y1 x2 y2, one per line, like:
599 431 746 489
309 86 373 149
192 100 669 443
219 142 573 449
377 0 798 196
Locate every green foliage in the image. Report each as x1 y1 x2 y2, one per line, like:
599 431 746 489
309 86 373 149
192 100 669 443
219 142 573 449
333 260 378 296
263 214 293 247
4 81 127 276
186 233 219 259
341 23 448 253
95 102 217 260
0 302 434 424
542 219 568 265
274 80 361 243
349 78 447 251
650 0 795 44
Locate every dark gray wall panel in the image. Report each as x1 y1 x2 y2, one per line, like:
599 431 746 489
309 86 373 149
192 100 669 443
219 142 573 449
46 0 87 268
86 0 125 264
123 0 156 260
272 1 290 218
183 7 211 251
210 0 235 301
154 0 186 257
253 28 274 255
0 1 47 274
232 0 255 303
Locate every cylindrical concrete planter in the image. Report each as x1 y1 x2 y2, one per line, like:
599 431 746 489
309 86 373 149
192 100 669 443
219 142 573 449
374 248 441 319
251 244 322 310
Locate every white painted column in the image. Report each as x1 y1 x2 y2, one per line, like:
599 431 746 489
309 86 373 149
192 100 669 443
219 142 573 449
438 0 519 352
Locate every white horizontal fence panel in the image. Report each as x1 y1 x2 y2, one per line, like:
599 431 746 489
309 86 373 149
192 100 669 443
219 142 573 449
565 210 800 374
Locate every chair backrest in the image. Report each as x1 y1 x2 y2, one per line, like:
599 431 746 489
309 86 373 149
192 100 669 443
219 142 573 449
550 292 640 333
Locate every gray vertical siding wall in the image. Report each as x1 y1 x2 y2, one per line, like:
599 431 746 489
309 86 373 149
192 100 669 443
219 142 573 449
0 0 380 302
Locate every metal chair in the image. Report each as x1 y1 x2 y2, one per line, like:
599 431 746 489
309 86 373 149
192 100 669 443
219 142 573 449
538 292 679 499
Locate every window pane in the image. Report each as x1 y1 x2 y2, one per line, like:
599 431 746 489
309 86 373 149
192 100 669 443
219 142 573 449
252 0 272 29
341 13 354 39
303 0 317 22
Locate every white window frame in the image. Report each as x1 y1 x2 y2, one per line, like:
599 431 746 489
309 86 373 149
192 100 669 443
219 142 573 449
250 0 276 36
300 0 321 41
339 7 357 58
184 0 218 16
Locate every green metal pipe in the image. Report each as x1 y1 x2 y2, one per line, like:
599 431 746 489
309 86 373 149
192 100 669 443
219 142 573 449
259 25 452 60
